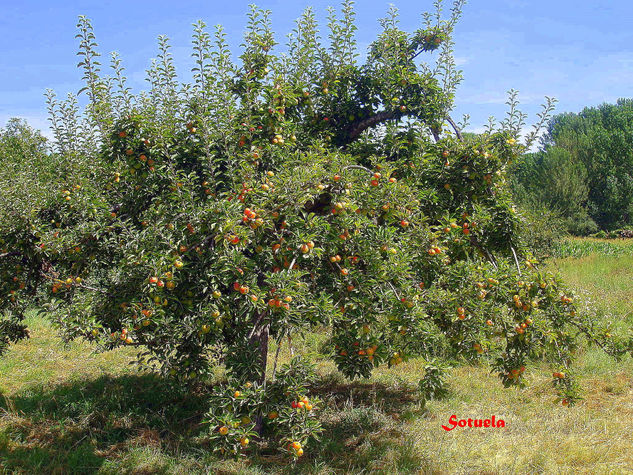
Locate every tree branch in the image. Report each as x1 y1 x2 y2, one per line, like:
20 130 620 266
446 116 462 141
76 283 109 295
271 335 284 381
247 309 268 340
343 105 451 146
469 237 497 269
342 165 373 175
568 320 621 358
346 110 396 143
430 126 440 142
510 245 522 276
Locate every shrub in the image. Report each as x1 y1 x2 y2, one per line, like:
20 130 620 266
205 357 322 458
509 147 598 236
418 361 451 407
514 203 566 259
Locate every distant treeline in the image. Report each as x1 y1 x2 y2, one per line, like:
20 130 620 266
509 98 633 235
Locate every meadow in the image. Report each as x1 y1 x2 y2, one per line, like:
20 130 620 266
1 237 632 474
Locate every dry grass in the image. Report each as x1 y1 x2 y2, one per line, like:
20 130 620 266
1 241 632 474
0 315 138 395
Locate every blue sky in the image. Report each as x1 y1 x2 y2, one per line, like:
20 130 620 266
1 0 632 140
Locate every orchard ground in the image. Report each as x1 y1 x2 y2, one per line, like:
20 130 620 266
1 237 632 474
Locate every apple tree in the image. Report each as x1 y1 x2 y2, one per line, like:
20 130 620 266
1 0 631 458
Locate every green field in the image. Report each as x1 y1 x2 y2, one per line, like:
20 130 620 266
1 239 632 474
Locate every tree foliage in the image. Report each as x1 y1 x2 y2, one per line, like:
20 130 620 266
512 98 633 233
510 147 596 236
0 119 55 353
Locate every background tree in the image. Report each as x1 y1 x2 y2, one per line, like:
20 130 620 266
511 98 633 233
0 119 54 354
510 146 596 236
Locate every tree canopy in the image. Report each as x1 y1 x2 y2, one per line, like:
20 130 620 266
512 98 633 233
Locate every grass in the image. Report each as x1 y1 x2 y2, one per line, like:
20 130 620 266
1 239 632 474
549 239 633 328
552 236 633 258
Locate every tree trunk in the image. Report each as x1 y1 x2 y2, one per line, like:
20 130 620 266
248 318 269 435
250 323 269 386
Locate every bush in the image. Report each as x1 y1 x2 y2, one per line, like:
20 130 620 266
418 361 451 406
509 147 598 236
514 203 566 258
205 357 322 458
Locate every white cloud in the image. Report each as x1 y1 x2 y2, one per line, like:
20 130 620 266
454 56 469 66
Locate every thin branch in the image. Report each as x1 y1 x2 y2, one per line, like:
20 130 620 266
76 283 109 295
41 273 110 296
342 165 372 174
552 338 570 368
288 257 297 272
247 309 268 340
287 334 295 357
410 49 424 62
468 237 497 269
568 320 616 357
446 116 462 140
483 248 498 270
510 245 521 276
271 335 284 381
387 281 401 301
